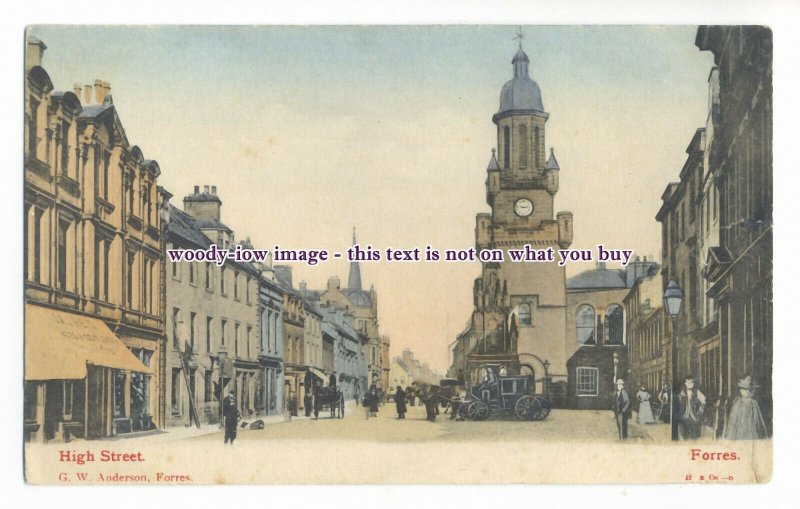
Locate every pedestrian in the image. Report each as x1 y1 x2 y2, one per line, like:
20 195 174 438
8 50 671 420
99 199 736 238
657 382 671 423
422 387 438 422
395 385 407 419
407 384 416 406
723 375 768 440
636 385 656 424
612 379 631 440
679 375 706 440
223 390 239 445
449 394 461 420
363 388 372 419
368 385 380 417
304 387 313 417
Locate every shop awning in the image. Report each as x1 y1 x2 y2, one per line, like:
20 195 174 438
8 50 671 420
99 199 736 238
25 304 152 381
308 367 328 384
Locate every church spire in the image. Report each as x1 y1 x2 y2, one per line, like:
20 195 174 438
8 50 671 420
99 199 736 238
348 227 362 290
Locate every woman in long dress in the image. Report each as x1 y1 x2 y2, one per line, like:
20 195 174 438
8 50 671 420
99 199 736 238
723 376 767 440
637 385 656 424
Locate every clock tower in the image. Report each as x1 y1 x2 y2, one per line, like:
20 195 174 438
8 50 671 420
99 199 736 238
466 42 573 397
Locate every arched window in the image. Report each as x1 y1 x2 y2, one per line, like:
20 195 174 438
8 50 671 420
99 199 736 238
576 304 596 345
503 126 510 169
518 124 528 168
519 303 531 326
534 126 540 168
604 304 624 345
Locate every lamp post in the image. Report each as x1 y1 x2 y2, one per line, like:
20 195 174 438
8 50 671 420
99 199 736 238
664 279 683 442
542 360 550 398
217 344 228 429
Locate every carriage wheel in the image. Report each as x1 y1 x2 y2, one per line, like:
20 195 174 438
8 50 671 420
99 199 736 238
467 401 490 421
514 395 538 420
338 394 345 419
530 396 551 421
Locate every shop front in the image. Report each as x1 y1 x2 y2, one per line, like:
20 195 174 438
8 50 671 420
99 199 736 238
24 304 153 442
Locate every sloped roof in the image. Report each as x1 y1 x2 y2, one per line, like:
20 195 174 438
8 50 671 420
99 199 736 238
567 267 627 289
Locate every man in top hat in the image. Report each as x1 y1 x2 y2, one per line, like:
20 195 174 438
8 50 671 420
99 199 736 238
679 375 706 440
612 379 631 439
723 375 768 440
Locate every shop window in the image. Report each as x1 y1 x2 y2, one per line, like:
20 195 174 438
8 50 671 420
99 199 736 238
63 381 74 420
576 367 599 396
114 371 127 418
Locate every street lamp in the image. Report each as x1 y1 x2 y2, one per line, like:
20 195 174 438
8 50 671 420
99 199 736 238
664 279 683 442
217 344 228 429
542 360 550 398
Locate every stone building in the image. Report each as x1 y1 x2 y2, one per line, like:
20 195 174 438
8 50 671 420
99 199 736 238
24 38 166 441
696 26 773 435
449 42 573 398
164 186 262 427
624 268 667 395
564 259 659 409
389 357 413 391
257 259 285 416
316 244 382 390
274 266 307 414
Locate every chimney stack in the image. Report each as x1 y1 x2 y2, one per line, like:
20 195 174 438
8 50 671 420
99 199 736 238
94 80 103 103
84 85 92 104
25 37 47 70
183 184 222 222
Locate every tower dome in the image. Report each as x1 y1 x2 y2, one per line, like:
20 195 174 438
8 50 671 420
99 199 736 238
497 47 544 115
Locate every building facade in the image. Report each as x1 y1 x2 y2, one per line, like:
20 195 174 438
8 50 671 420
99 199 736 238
257 262 285 416
564 260 659 409
696 25 773 435
624 269 667 396
24 38 166 441
449 43 573 399
164 186 261 427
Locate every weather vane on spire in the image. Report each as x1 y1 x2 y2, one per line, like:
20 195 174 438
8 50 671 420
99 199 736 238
513 26 525 49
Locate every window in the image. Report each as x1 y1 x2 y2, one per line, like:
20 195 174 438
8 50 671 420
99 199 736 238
234 271 239 299
103 241 110 299
189 312 196 352
519 303 531 326
114 371 127 417
220 267 227 295
206 316 212 353
57 219 69 290
534 126 540 167
172 251 180 279
576 367 599 396
503 126 510 169
171 368 182 416
128 175 135 215
234 323 240 357
172 307 180 350
32 208 43 282
205 262 212 290
247 326 253 358
221 319 227 346
126 252 135 307
63 381 74 419
246 277 251 304
102 150 110 200
518 124 528 168
60 120 70 176
604 304 624 345
28 98 39 158
141 257 149 312
576 305 596 345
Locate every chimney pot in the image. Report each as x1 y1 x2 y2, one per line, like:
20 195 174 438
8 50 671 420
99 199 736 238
211 185 217 194
25 37 47 70
204 185 210 193
194 185 200 194
94 79 103 103
73 83 81 97
84 85 92 104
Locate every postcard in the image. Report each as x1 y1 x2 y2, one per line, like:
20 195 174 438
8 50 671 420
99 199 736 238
22 25 772 484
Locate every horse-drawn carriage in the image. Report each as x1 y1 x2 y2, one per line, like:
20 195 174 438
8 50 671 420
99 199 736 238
312 376 345 419
453 364 550 421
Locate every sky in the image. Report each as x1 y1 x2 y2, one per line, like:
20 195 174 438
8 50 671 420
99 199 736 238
27 25 716 373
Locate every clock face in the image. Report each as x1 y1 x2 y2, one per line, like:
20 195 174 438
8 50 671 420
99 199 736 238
514 198 534 217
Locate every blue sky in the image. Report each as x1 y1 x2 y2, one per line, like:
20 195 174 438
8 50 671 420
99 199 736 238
28 25 715 370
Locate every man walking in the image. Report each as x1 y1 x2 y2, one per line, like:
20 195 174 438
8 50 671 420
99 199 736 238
223 390 239 445
394 386 407 419
612 379 631 440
